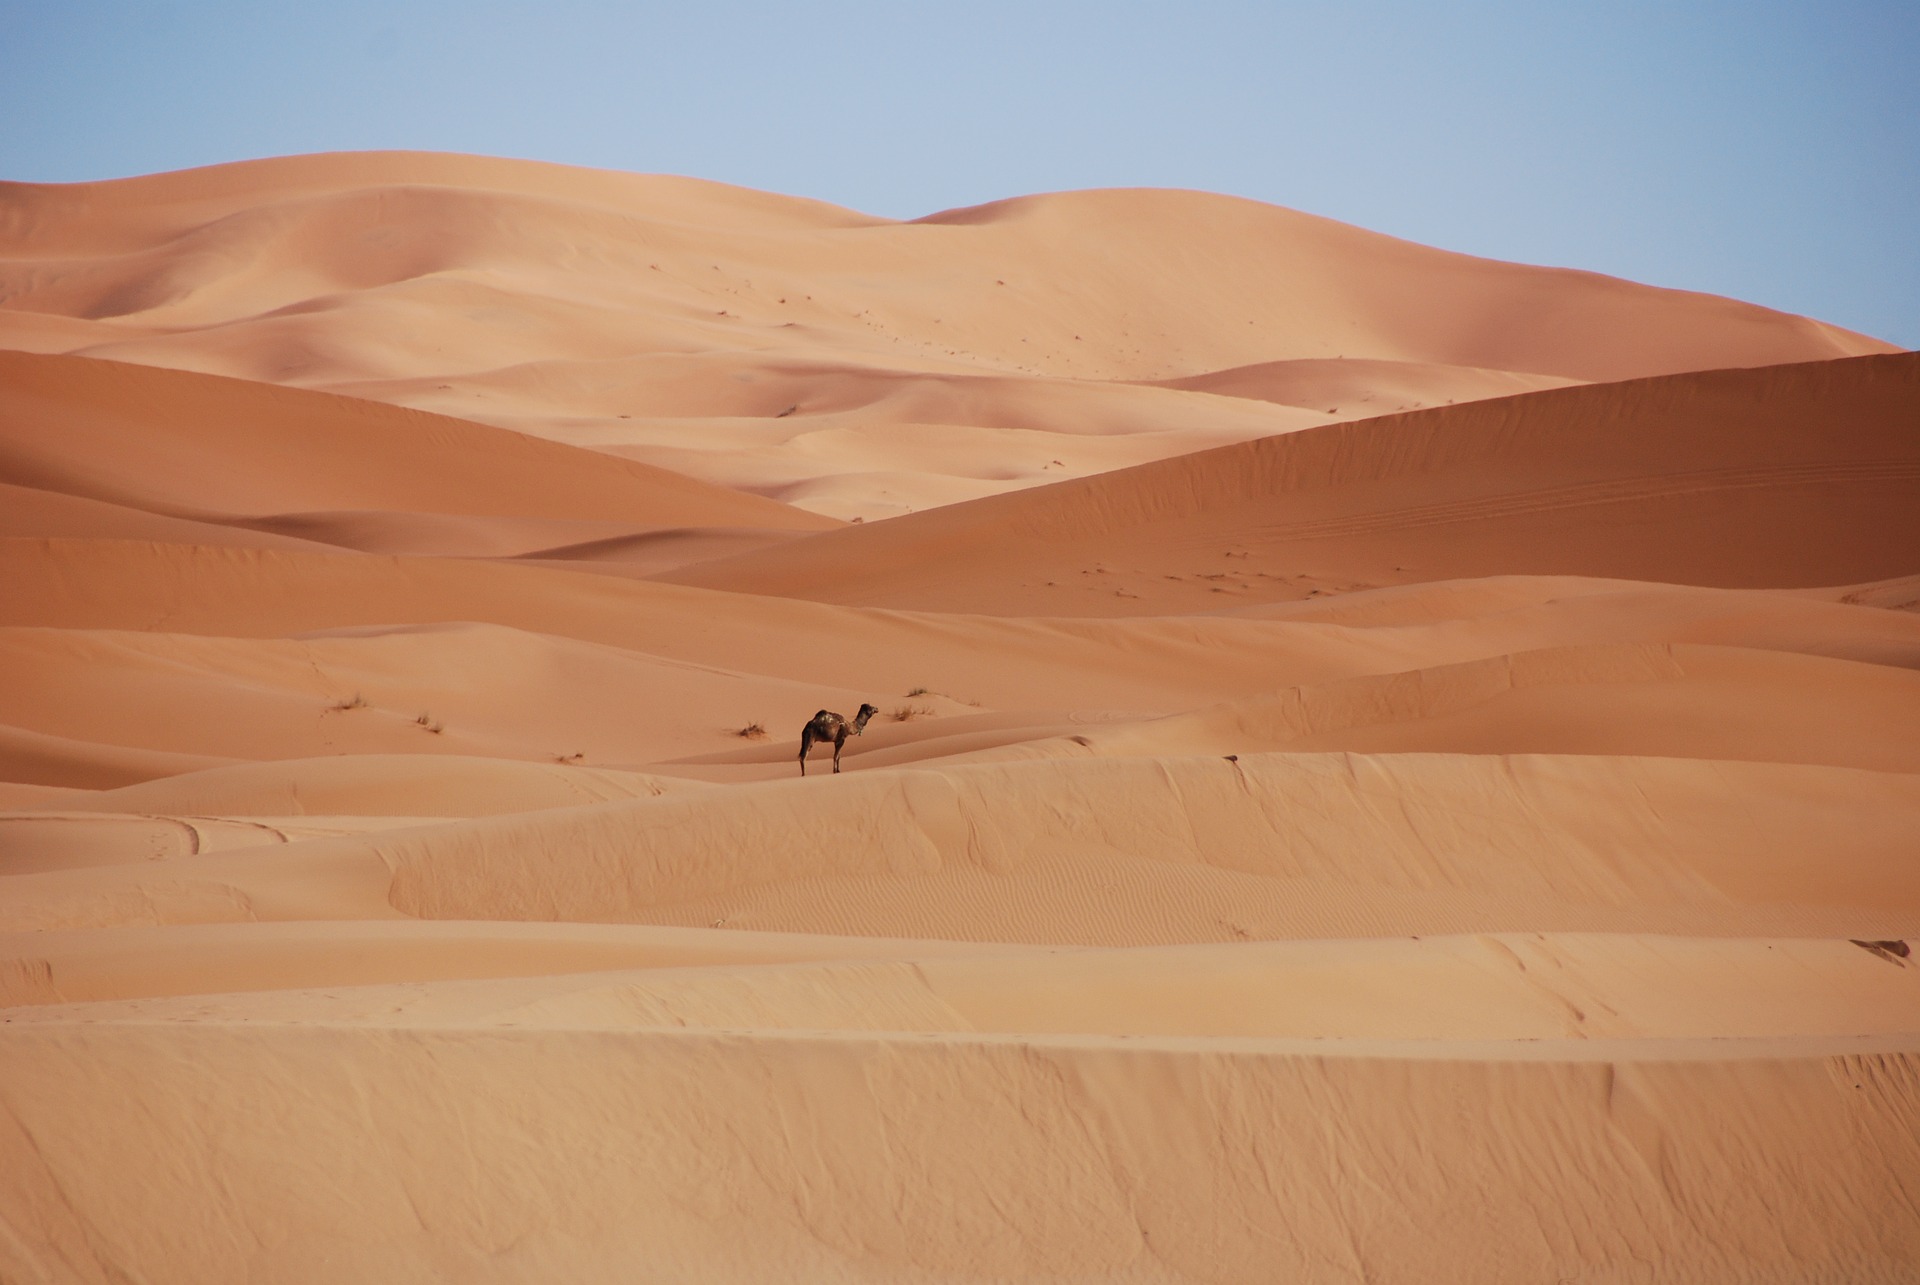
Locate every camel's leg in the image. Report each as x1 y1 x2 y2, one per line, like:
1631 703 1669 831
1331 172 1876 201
799 728 813 777
832 730 845 773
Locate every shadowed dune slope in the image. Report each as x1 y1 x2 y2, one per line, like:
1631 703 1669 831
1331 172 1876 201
0 349 836 558
665 352 1920 613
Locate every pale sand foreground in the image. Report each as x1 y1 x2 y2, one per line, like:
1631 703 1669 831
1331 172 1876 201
2 154 1917 1283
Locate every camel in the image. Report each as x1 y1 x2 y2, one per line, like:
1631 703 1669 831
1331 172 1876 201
799 704 878 776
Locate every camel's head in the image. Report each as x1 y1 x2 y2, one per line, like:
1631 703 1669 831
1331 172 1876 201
853 703 880 732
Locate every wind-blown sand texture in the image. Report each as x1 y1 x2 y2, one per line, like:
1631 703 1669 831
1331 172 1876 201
2 152 1916 1283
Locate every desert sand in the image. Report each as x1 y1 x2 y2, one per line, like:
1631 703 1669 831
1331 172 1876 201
1 152 1916 1283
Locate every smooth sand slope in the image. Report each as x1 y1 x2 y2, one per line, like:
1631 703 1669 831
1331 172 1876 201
665 351 1920 613
0 347 836 563
2 153 1918 1283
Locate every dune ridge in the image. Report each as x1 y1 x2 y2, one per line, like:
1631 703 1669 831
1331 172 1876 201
2 152 1916 1282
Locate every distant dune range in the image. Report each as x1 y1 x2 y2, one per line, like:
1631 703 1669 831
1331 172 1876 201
0 150 1893 521
2 152 1917 1283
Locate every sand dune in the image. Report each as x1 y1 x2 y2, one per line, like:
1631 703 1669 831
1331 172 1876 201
0 349 836 560
665 351 1920 612
10 750 1912 944
7 1020 1915 1284
2 153 1916 1282
6 536 1920 800
953 643 1920 774
44 753 696 818
1 151 1896 520
0 479 340 551
13 539 1920 707
0 720 237 791
1141 354 1581 411
0 620 890 779
0 920 1021 1008
377 751 1920 945
10 929 1914 1043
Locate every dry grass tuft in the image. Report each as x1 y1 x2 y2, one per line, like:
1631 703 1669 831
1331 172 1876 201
415 713 444 735
736 722 769 740
890 704 935 722
326 693 368 712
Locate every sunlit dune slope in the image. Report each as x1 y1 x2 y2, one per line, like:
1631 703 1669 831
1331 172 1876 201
666 351 1920 613
5 751 1916 943
0 151 1896 519
352 751 1920 945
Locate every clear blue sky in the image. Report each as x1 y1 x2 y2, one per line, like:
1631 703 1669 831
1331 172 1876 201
4 1 1914 346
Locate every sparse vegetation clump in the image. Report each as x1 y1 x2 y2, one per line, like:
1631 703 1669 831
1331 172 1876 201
325 693 368 712
905 687 932 697
736 722 769 739
415 713 444 734
890 704 934 722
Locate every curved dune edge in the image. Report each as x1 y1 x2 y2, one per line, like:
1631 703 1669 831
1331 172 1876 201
0 720 238 791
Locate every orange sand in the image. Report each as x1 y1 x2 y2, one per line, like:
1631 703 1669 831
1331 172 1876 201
2 152 1916 1283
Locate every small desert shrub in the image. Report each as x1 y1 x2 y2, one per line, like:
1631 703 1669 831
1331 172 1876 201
326 693 368 712
890 704 934 722
905 687 932 697
736 723 769 740
415 713 444 734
